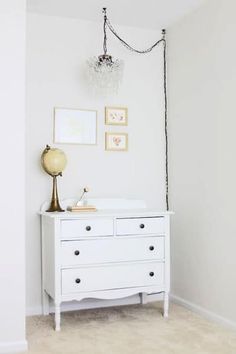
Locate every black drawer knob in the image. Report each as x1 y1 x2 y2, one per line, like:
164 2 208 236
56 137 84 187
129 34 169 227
149 272 154 277
149 246 154 251
75 278 81 284
140 224 145 229
74 250 80 256
86 226 91 231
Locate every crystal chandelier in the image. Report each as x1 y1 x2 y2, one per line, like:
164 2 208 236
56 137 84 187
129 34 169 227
87 8 124 94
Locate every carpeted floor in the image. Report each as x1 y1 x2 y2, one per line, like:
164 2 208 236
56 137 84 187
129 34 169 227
25 302 236 354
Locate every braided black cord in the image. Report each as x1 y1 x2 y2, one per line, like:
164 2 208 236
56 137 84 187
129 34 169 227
106 19 164 54
103 10 107 54
163 38 169 211
104 10 169 211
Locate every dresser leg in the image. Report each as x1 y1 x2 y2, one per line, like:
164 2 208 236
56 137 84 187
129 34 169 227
42 290 50 315
55 303 61 331
163 292 169 318
140 293 147 304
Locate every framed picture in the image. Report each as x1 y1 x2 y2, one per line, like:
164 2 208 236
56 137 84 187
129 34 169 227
54 107 97 145
105 132 128 151
105 107 128 126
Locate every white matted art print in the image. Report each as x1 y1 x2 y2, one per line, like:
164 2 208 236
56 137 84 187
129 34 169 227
105 107 128 126
105 132 128 151
54 108 97 145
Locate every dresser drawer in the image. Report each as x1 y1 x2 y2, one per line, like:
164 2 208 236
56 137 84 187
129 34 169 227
116 217 165 236
60 218 113 239
61 237 164 266
61 262 164 294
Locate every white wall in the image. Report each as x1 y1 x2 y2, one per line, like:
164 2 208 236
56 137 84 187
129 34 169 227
0 0 27 352
168 0 236 326
26 13 165 313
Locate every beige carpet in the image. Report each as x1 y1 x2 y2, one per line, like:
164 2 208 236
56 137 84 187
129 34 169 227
25 302 236 354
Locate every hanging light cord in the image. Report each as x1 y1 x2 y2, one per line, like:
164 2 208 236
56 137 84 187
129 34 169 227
106 20 164 54
163 38 169 211
103 9 108 55
102 8 169 211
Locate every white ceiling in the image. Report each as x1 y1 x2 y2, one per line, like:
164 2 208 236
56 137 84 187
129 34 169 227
27 0 205 30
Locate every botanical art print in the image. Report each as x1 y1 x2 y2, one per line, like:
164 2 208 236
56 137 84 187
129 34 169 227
105 107 128 126
105 132 128 151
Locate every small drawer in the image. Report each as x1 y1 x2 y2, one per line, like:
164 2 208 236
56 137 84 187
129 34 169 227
116 217 165 236
61 262 164 294
60 218 113 240
61 237 165 266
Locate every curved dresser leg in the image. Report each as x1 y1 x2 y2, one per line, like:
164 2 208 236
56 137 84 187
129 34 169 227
163 292 169 318
55 303 61 331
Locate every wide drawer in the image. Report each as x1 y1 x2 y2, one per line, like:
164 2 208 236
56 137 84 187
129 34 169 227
61 237 164 266
116 217 165 236
61 262 164 294
60 218 114 239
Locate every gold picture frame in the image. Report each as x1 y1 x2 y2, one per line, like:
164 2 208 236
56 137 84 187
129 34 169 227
105 132 128 151
54 107 97 145
105 107 128 126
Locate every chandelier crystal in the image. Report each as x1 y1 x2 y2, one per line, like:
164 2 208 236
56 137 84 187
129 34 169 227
87 55 123 94
87 9 124 94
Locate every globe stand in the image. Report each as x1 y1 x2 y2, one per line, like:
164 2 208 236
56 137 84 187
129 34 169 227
46 174 64 212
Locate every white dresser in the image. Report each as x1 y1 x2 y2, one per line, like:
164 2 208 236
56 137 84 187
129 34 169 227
40 199 172 331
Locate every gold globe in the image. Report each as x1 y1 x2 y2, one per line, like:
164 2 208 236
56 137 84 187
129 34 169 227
41 145 67 212
41 146 67 176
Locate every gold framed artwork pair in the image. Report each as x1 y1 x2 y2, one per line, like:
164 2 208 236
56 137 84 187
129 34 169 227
105 107 128 152
53 106 128 151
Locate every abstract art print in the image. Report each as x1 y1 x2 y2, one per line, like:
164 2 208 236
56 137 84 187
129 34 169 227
54 108 97 145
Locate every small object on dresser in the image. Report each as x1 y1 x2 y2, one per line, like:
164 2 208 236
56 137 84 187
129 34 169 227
76 186 90 206
67 205 97 212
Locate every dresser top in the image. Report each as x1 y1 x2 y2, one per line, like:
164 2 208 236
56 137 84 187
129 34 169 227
39 208 173 219
40 198 173 219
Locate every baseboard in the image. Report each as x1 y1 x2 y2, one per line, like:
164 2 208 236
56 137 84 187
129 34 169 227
27 293 164 316
0 340 28 353
26 305 42 316
170 294 236 330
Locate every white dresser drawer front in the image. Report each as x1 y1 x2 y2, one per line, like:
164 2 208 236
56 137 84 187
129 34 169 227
116 217 165 236
61 262 164 294
61 237 164 266
60 218 114 239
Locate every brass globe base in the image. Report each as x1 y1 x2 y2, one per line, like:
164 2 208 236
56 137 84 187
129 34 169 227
46 200 65 212
46 175 65 212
